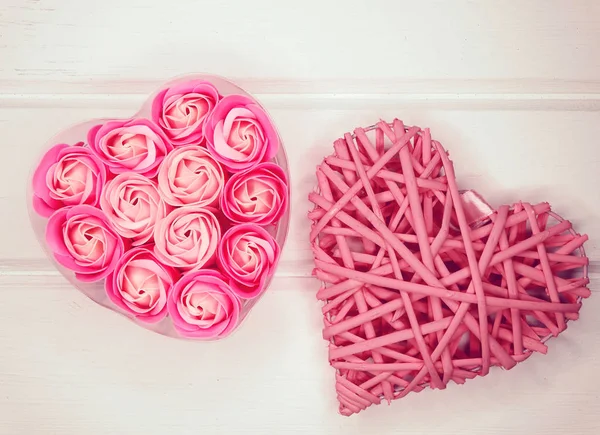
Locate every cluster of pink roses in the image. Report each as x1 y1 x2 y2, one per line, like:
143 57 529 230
32 79 288 339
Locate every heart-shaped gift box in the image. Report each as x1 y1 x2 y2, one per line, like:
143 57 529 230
308 119 590 415
28 74 290 340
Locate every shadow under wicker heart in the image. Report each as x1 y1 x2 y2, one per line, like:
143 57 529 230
308 119 589 415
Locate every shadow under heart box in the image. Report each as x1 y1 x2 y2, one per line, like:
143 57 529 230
28 74 291 340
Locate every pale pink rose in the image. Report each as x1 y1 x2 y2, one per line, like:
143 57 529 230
157 145 224 207
106 247 178 323
32 143 107 217
87 118 172 176
168 269 241 339
45 205 125 282
221 162 288 225
100 173 169 246
204 95 279 171
151 80 220 146
153 206 221 270
218 224 280 299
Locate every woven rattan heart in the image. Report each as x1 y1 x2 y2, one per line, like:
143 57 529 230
308 119 589 415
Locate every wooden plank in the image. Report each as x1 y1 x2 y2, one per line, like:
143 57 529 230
0 279 598 434
1 0 599 85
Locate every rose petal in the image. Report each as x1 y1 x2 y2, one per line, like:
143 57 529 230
32 144 106 217
88 118 171 176
153 206 221 270
167 270 241 339
106 248 177 323
205 95 280 172
157 145 224 207
218 223 280 298
100 173 168 246
46 205 124 282
151 80 220 146
221 162 288 225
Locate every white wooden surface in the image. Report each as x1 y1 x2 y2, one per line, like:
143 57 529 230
1 1 600 434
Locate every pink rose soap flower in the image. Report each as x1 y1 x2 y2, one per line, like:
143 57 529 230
46 205 125 282
157 145 224 207
32 143 106 217
218 224 280 298
100 173 169 246
168 269 241 339
205 95 279 171
222 162 288 225
106 248 178 323
151 80 220 146
30 75 289 340
153 206 221 271
88 118 172 176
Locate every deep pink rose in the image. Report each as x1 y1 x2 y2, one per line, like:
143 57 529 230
153 206 221 270
168 269 241 339
204 95 279 171
45 205 125 282
157 145 224 207
87 118 172 176
32 143 107 217
100 173 169 246
218 224 280 299
221 162 288 225
151 80 220 146
106 247 178 323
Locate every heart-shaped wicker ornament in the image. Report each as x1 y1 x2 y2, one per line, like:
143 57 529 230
308 119 589 415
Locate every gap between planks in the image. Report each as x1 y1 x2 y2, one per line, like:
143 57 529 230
1 93 600 111
1 259 598 293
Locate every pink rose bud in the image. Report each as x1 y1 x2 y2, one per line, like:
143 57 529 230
106 247 178 323
32 143 107 217
87 118 172 176
157 145 224 207
168 269 241 339
218 224 280 299
100 173 169 246
221 162 288 225
204 95 279 171
153 206 221 270
151 80 220 146
45 205 125 282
